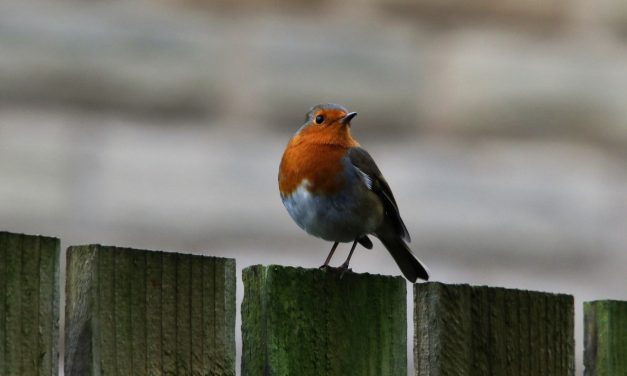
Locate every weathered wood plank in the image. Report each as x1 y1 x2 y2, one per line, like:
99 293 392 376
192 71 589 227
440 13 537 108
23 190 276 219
130 250 147 375
97 247 116 375
190 255 204 376
114 248 132 375
64 245 97 376
161 252 177 375
584 300 627 375
202 254 216 372
0 233 6 374
214 256 236 374
39 236 60 376
64 245 236 376
241 265 407 376
20 235 40 375
145 251 163 375
176 254 192 375
5 233 23 375
0 231 59 376
414 283 575 376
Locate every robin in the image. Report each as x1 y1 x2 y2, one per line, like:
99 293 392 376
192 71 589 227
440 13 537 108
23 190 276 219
278 103 429 282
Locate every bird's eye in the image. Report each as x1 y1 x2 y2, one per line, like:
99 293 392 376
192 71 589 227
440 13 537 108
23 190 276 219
315 115 324 124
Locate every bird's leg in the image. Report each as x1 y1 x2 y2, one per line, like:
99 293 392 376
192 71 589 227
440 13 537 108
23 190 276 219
319 242 339 269
338 239 359 271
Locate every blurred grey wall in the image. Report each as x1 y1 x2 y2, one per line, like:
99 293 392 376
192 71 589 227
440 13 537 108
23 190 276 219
1 0 626 374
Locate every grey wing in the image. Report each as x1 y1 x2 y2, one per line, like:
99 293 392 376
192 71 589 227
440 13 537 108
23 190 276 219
348 147 411 242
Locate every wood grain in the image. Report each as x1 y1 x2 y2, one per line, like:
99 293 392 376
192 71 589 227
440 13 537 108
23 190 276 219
64 245 235 376
241 265 407 376
414 282 575 376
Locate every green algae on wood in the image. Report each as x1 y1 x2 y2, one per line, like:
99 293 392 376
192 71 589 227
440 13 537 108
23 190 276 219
584 300 627 375
241 265 407 376
414 282 575 376
0 231 60 376
64 245 236 376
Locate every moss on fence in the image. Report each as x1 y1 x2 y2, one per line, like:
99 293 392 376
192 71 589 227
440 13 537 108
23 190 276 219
414 283 575 376
241 265 407 376
584 300 627 375
0 231 59 376
64 245 236 376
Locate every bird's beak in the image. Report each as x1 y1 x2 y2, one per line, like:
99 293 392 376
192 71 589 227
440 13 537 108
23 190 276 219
340 112 357 125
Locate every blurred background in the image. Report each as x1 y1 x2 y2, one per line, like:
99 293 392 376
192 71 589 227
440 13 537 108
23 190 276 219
1 0 626 374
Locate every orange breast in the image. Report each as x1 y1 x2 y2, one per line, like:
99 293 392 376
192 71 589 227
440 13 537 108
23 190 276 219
279 124 359 196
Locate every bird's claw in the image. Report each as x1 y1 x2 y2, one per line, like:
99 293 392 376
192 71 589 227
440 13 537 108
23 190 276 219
319 264 352 278
338 263 352 279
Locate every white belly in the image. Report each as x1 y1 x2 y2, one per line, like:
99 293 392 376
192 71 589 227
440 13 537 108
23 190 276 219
281 180 383 242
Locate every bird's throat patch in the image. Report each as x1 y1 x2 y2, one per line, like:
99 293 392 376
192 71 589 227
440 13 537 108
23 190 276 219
279 143 352 196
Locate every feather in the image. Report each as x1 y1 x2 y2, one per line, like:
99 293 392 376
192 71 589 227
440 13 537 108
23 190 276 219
347 147 411 243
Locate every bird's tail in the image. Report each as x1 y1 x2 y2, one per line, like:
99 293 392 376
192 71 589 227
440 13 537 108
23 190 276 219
377 233 429 283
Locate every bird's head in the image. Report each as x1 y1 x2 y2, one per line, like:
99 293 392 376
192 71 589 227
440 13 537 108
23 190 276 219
293 104 359 147
304 103 357 129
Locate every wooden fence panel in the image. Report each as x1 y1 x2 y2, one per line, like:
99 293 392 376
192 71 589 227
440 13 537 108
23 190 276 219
584 300 627 375
414 282 575 376
241 265 407 376
2 227 621 376
64 245 236 376
0 231 60 376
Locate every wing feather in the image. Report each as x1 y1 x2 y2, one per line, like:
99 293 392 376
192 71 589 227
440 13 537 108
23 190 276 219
347 147 411 242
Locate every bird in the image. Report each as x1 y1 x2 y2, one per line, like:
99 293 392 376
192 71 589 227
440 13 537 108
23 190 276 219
278 103 429 282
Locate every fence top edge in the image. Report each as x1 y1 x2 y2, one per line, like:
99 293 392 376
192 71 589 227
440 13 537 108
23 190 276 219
243 263 407 282
66 244 235 262
0 230 60 242
415 281 575 299
585 299 627 306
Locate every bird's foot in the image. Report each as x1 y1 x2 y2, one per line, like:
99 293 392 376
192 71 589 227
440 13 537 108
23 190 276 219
319 264 352 278
337 263 352 279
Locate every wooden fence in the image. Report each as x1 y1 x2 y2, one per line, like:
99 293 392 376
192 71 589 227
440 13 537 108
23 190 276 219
0 230 625 375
